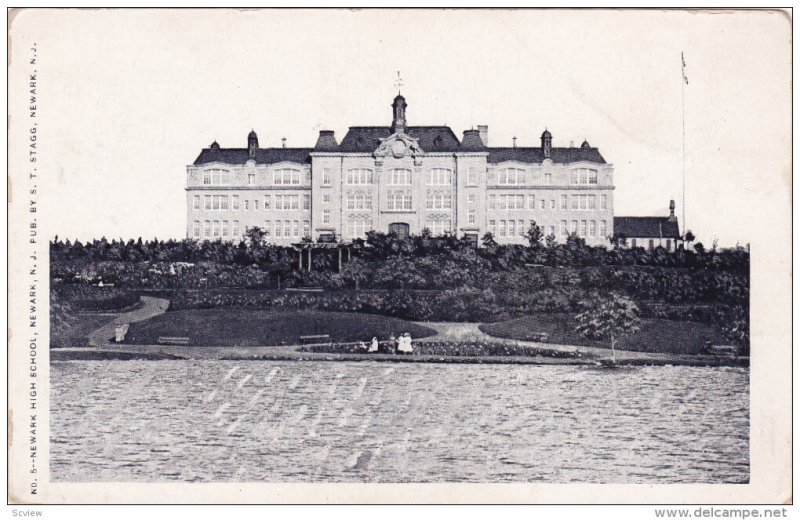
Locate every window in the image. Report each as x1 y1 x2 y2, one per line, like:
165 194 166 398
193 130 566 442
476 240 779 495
254 199 259 211
428 168 452 185
426 192 452 210
580 220 587 237
589 220 597 237
507 219 515 237
571 195 595 210
202 169 230 186
220 196 229 211
222 220 229 237
648 239 655 251
274 168 301 185
570 220 578 234
232 195 239 210
388 169 412 186
497 194 524 210
274 220 283 238
499 220 507 237
560 220 568 236
467 167 478 185
600 194 607 210
193 195 200 210
588 195 597 210
631 239 637 248
345 218 373 238
488 220 496 235
544 173 552 185
322 209 330 224
550 199 556 210
560 195 568 210
248 174 255 185
276 195 300 210
264 195 271 210
347 192 372 210
204 220 211 237
468 193 476 204
571 168 599 185
193 220 200 238
428 219 452 236
264 221 271 236
232 221 239 238
468 209 476 224
666 239 672 252
323 194 331 204
303 194 310 210
322 168 332 186
303 220 310 238
212 220 221 237
528 195 536 210
387 191 412 210
498 168 525 185
292 220 300 238
346 168 373 185
488 195 496 210
204 195 212 210
203 172 212 185
245 200 250 211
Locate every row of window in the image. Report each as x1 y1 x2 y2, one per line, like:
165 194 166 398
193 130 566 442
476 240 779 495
487 194 608 211
193 194 311 211
559 219 609 238
202 167 601 188
193 220 241 239
488 220 554 238
630 238 674 251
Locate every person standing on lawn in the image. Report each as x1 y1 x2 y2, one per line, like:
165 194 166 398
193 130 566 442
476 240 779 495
398 332 413 354
369 336 379 353
388 334 397 354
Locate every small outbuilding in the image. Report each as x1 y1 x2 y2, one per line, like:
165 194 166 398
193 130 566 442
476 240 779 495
614 200 682 251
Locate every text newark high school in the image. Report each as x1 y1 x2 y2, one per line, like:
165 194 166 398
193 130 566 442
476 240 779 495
186 93 616 246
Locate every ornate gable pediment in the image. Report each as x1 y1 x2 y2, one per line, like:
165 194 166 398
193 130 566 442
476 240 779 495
374 132 424 166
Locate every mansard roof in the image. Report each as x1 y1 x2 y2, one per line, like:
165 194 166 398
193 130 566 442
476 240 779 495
613 217 681 239
487 147 606 165
193 147 313 166
338 126 461 153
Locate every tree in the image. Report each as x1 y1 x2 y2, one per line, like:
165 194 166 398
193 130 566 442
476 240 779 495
481 231 497 249
574 293 641 363
684 230 696 245
544 233 557 248
244 226 267 249
525 221 544 248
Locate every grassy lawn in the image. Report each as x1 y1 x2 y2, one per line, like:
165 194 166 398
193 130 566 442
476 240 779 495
51 313 116 348
479 313 727 355
125 309 436 347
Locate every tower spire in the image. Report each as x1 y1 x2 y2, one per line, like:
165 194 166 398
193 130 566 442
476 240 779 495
394 70 404 95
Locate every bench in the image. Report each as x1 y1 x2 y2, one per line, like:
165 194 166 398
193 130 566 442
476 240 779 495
299 334 331 345
703 345 740 358
531 332 549 342
157 336 190 346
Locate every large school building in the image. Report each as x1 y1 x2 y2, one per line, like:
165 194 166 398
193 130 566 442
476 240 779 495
186 93 615 246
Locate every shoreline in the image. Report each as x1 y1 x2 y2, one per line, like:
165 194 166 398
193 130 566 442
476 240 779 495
50 345 749 367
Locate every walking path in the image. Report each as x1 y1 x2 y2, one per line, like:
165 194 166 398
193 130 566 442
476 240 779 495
55 297 747 367
86 296 170 347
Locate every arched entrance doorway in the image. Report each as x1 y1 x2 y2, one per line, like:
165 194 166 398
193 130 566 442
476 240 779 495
388 222 410 238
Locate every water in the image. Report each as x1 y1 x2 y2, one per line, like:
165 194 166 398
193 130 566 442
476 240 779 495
50 361 749 483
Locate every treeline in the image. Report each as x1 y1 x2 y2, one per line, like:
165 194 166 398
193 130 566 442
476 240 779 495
50 226 749 274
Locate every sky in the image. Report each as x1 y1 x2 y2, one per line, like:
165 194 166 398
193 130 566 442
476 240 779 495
9 9 791 246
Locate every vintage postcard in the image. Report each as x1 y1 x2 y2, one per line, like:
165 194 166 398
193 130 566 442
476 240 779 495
7 8 792 505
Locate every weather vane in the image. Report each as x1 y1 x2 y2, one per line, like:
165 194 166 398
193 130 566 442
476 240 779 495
394 70 404 95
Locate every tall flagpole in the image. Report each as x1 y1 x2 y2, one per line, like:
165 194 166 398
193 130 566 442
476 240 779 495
681 52 688 236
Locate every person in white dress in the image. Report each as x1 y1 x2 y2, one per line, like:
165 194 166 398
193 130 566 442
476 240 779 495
398 332 413 354
368 336 379 353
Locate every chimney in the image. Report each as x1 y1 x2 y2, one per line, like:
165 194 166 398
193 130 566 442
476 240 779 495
477 125 488 146
281 137 287 149
668 199 677 222
512 136 517 149
314 130 338 151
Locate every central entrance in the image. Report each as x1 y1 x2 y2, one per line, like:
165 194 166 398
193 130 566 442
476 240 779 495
388 222 410 238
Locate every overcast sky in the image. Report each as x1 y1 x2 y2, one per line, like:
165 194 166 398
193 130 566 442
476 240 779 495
10 9 790 246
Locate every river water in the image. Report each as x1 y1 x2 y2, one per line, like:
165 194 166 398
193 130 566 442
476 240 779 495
50 360 748 483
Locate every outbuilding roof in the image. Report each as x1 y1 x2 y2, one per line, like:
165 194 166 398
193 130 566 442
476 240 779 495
613 217 681 239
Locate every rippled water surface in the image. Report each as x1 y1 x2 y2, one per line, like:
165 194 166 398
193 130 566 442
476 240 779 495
51 361 748 483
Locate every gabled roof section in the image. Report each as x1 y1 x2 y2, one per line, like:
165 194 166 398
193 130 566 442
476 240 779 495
613 217 681 239
487 147 607 164
339 126 461 153
193 147 313 166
